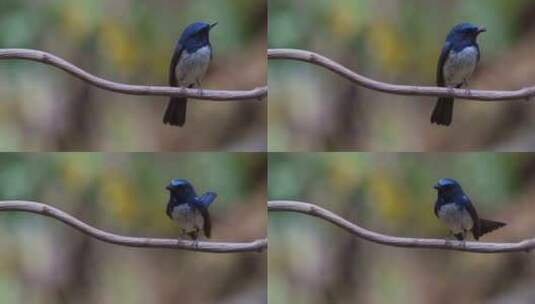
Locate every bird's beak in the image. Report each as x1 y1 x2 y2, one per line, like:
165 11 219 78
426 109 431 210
477 26 487 34
166 185 172 191
433 183 440 190
209 22 218 30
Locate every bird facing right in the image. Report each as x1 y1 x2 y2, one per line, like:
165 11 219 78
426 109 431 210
164 22 217 127
431 22 486 126
433 178 506 241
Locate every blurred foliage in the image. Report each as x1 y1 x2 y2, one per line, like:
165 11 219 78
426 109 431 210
0 153 266 304
0 0 266 151
269 0 535 151
268 153 535 303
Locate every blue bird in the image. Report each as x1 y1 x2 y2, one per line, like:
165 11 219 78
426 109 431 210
163 22 217 127
165 179 217 240
431 23 486 126
433 178 505 241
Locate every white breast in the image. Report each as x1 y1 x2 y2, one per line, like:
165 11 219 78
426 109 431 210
437 203 473 234
443 46 478 86
175 46 212 87
171 204 204 233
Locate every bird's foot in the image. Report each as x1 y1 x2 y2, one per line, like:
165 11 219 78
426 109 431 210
446 86 455 98
461 80 473 96
465 88 473 97
196 80 204 97
187 231 200 248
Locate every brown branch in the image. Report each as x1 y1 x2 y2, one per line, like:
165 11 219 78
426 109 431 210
0 48 267 101
268 200 534 254
0 201 267 253
268 48 535 101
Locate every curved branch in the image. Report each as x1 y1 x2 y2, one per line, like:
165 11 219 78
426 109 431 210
0 48 267 101
268 48 535 101
0 201 267 253
268 200 534 254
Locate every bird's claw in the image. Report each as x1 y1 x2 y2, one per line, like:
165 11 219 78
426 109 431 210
447 86 455 98
196 80 204 97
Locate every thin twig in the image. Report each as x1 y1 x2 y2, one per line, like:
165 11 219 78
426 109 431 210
268 200 534 254
0 201 267 253
0 48 267 101
268 48 535 101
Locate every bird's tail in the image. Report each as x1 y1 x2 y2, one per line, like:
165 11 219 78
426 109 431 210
163 97 187 127
479 218 506 237
199 192 217 207
431 97 454 126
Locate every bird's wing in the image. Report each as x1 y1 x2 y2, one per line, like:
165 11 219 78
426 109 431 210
210 43 214 60
198 192 217 207
195 205 212 238
436 41 453 86
165 199 175 219
463 196 481 239
178 181 197 197
169 43 184 87
434 202 439 218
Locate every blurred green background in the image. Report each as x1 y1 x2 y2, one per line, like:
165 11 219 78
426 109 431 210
268 153 535 304
269 0 535 151
0 0 266 151
0 153 266 304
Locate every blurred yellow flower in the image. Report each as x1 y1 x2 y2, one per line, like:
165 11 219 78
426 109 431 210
101 170 138 223
367 23 408 72
328 156 362 194
59 2 95 40
99 21 138 72
369 171 409 220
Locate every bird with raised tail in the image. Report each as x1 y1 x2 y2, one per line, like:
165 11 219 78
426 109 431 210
165 179 217 240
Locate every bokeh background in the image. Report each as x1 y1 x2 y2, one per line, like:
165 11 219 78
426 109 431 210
0 153 266 304
0 0 266 151
269 153 535 304
269 0 535 151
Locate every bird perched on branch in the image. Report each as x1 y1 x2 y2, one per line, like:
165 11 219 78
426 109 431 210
431 22 486 126
433 178 505 241
163 22 217 127
166 179 217 240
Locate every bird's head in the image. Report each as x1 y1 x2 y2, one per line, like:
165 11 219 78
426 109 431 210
179 22 217 46
433 178 463 195
166 179 196 196
448 23 486 43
